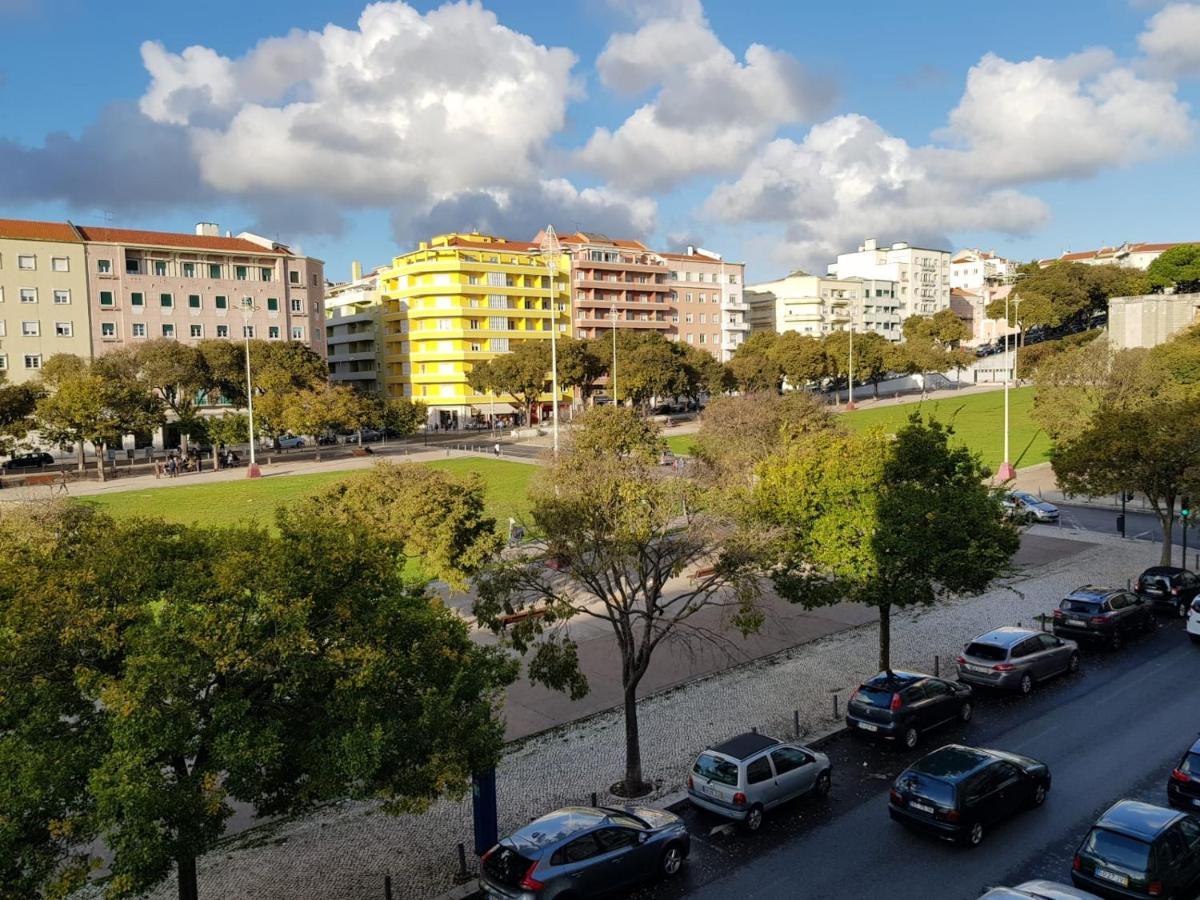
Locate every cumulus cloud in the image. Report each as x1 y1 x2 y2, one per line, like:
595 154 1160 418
1139 2 1200 75
578 1 835 191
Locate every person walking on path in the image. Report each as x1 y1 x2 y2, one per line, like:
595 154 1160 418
494 441 501 457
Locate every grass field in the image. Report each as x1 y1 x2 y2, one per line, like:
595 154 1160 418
665 434 697 455
81 458 536 532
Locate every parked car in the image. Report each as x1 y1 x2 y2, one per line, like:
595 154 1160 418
316 434 339 446
276 435 305 450
888 744 1051 847
978 882 1101 899
1188 598 1200 644
3 452 55 471
1002 491 1060 523
956 627 1080 695
687 732 831 832
846 671 973 750
478 805 689 899
1052 587 1154 651
1168 735 1200 812
1135 566 1200 619
1072 800 1200 898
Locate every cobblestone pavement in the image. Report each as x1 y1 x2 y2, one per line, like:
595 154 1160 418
123 528 1159 900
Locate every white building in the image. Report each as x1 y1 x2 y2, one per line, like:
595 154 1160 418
324 260 382 392
828 239 951 320
745 271 902 341
1038 241 1198 270
950 249 1018 291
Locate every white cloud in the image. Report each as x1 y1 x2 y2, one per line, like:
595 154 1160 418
578 1 834 191
1139 2 1200 75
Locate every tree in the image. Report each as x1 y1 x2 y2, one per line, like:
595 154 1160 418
901 310 970 393
198 340 327 438
474 407 769 795
281 383 371 461
985 262 1150 330
850 331 893 398
469 342 551 425
200 412 249 467
728 332 784 392
556 336 607 412
380 396 428 436
677 342 732 401
755 416 1019 671
1054 400 1200 565
0 371 38 457
131 340 210 449
773 332 827 390
615 332 683 407
0 502 517 900
1147 244 1200 294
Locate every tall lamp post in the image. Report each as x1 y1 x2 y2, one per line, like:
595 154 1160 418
996 295 1022 482
240 297 262 478
539 226 562 457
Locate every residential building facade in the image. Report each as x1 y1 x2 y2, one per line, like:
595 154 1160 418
950 249 1017 291
828 238 951 319
0 219 92 382
1109 292 1200 349
379 233 569 429
745 271 901 341
325 260 381 392
660 247 749 360
81 223 325 358
1038 241 1199 270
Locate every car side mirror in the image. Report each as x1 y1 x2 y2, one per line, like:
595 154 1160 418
638 832 648 844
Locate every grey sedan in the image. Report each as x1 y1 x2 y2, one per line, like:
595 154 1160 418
479 805 689 899
1003 491 1060 523
957 627 1080 694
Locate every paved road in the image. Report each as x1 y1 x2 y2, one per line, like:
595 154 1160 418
637 616 1200 900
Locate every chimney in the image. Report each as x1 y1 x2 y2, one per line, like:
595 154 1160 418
862 238 878 251
351 260 363 281
196 222 219 237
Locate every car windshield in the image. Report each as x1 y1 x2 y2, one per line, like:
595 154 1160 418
965 642 1007 662
1060 598 1101 614
896 772 955 807
853 686 897 708
693 753 739 786
1013 493 1038 504
1082 828 1150 873
1140 575 1172 591
1181 753 1200 776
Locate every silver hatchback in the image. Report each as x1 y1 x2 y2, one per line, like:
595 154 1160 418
957 627 1080 694
687 732 831 831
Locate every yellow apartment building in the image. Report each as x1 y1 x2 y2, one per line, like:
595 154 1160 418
380 233 570 429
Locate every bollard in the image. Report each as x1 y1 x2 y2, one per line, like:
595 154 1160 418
457 843 468 879
793 709 800 739
590 792 597 807
751 726 757 734
934 655 939 677
833 694 839 719
384 875 393 900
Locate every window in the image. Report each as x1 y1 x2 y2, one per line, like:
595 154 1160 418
51 257 69 272
770 747 811 775
21 321 39 336
209 263 222 279
266 297 279 312
17 255 35 270
162 323 175 338
182 262 195 278
290 298 302 312
53 290 70 305
132 323 146 338
188 294 201 310
291 325 304 341
289 270 300 284
97 258 112 274
746 757 774 785
699 334 706 344
153 260 168 276
125 257 141 274
190 324 203 338
20 288 37 304
593 828 638 853
101 322 116 339
551 834 603 866
0 321 4 336
160 293 173 308
235 265 248 280
489 338 509 352
312 274 318 286
260 267 272 281
268 325 280 339
55 322 73 337
685 313 693 324
128 292 144 308
215 295 228 310
0 355 6 370
216 324 229 338
243 325 255 338
23 354 41 370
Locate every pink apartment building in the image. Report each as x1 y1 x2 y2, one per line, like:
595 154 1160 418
80 223 325 358
660 249 748 361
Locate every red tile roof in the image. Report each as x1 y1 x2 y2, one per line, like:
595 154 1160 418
0 218 81 242
1131 242 1198 252
76 225 286 255
555 231 649 251
443 236 539 252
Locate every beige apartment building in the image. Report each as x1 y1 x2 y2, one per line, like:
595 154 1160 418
80 223 325 358
325 260 381 392
0 219 93 382
746 271 901 341
661 248 749 361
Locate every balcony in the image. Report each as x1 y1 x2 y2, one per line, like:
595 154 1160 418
575 316 671 330
724 321 751 332
574 278 671 293
721 300 749 312
576 258 667 275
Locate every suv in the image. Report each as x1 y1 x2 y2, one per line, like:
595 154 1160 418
3 452 55 470
889 744 1051 847
956 627 1080 695
1136 567 1200 619
1052 587 1154 651
687 732 831 832
1168 736 1200 812
1072 800 1200 898
479 805 689 899
846 671 974 751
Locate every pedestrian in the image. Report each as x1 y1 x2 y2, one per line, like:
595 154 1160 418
494 441 501 457
153 459 162 479
167 455 177 478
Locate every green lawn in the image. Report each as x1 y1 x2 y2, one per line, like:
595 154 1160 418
81 458 535 532
842 386 1048 472
665 434 697 455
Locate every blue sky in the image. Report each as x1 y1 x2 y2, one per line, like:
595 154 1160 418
1 0 1198 282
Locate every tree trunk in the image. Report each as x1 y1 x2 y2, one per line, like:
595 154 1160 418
96 441 107 483
315 445 322 463
878 602 892 673
873 380 880 399
622 682 644 796
176 853 199 900
211 445 219 470
76 441 85 473
1159 510 1175 567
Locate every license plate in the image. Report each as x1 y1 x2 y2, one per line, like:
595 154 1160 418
1068 619 1086 627
857 722 878 732
700 785 720 798
964 664 989 674
1094 869 1129 887
910 801 934 814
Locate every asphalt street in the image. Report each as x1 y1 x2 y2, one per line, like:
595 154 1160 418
635 616 1200 900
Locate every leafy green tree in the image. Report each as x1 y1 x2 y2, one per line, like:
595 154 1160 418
1147 244 1200 294
380 397 428 436
129 340 210 449
198 340 327 438
755 416 1018 671
986 262 1149 329
615 332 683 407
850 331 893 398
475 407 769 795
728 331 784 392
1054 400 1200 565
773 332 827 389
281 383 371 461
200 412 249 467
0 503 517 900
0 371 38 458
469 342 551 425
556 336 607 412
677 342 732 400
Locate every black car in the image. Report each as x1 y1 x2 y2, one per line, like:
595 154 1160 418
1168 736 1200 812
846 671 973 750
889 744 1050 847
1136 567 1200 619
1052 586 1154 651
1072 800 1200 898
3 452 55 470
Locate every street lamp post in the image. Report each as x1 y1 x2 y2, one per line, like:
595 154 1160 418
539 227 562 457
996 295 1021 482
240 297 262 478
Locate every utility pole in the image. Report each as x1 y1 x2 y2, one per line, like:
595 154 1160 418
240 297 262 478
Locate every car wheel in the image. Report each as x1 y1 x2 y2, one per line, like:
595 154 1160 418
959 701 973 723
965 821 984 847
1018 673 1033 695
659 843 685 879
1032 783 1047 807
814 770 832 798
1143 614 1157 633
1067 652 1080 674
902 726 919 750
1110 631 1123 652
1181 602 1191 619
742 804 764 832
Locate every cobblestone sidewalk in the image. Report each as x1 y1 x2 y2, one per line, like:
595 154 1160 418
122 529 1159 900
